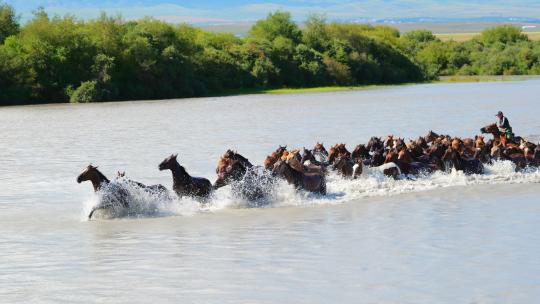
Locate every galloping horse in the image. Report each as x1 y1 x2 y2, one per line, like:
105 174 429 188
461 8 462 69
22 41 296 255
272 159 326 194
214 151 275 202
328 143 350 164
480 123 507 146
333 155 362 179
77 165 129 219
442 148 484 175
159 154 212 198
264 145 287 170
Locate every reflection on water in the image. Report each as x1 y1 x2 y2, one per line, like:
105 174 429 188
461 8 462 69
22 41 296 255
1 80 540 303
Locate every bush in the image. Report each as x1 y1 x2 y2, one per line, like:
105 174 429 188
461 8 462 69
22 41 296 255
68 81 101 103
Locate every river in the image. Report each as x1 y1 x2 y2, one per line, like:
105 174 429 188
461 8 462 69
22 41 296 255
1 80 540 303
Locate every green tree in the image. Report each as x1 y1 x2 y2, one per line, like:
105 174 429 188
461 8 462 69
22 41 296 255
249 11 302 44
0 2 19 44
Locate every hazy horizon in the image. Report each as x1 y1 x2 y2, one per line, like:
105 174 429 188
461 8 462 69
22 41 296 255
5 0 540 24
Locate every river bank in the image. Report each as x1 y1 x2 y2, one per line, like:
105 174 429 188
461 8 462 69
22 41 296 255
3 76 539 108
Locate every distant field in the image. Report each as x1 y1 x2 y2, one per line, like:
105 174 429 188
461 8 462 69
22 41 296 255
436 31 540 42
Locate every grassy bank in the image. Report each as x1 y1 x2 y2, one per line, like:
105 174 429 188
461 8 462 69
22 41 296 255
218 75 539 97
437 75 540 83
215 83 417 97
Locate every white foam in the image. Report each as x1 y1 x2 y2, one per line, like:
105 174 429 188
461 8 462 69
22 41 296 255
82 161 540 220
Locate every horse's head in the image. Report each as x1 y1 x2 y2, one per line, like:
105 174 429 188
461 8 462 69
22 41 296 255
384 135 394 148
77 165 109 191
313 142 328 156
285 150 303 172
77 165 99 183
385 149 399 164
416 136 428 148
480 123 499 135
425 130 439 143
301 148 314 163
392 138 405 151
398 147 414 164
451 137 463 152
159 154 178 171
475 135 485 149
223 149 235 159
352 144 369 160
277 145 287 155
368 137 383 151
214 159 246 188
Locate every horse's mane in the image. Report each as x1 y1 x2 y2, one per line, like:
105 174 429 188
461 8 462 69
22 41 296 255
95 168 110 183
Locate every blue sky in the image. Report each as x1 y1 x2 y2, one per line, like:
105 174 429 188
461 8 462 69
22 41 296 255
6 1 540 23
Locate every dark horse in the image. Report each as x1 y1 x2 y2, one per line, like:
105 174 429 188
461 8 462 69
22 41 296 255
159 154 212 199
442 148 484 175
272 159 326 194
77 165 129 219
214 151 275 203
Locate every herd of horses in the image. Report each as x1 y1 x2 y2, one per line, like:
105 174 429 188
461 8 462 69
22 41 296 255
77 122 540 219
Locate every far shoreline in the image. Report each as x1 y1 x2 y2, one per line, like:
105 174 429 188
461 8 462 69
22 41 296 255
1 75 539 108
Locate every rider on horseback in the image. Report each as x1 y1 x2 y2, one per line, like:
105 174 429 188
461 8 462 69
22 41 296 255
496 111 514 140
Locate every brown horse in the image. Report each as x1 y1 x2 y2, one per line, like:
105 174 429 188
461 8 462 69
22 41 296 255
77 165 110 192
397 148 439 175
442 148 484 174
214 152 275 202
77 165 129 219
351 144 370 160
367 136 384 152
328 143 350 164
333 155 362 179
272 160 326 194
264 145 287 170
159 154 212 198
425 130 439 143
480 123 507 146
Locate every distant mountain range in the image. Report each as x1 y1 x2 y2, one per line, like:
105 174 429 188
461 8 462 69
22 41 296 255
10 1 540 26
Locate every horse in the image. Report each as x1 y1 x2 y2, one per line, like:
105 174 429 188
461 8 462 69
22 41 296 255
397 148 439 175
301 148 322 166
425 130 439 143
480 123 512 146
272 159 326 194
352 144 370 160
264 145 287 170
475 135 486 150
77 165 129 219
214 151 275 202
328 143 350 164
301 148 327 173
367 137 384 152
442 148 484 174
333 155 362 179
159 154 212 198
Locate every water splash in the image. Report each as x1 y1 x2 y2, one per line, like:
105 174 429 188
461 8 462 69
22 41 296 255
82 161 540 220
